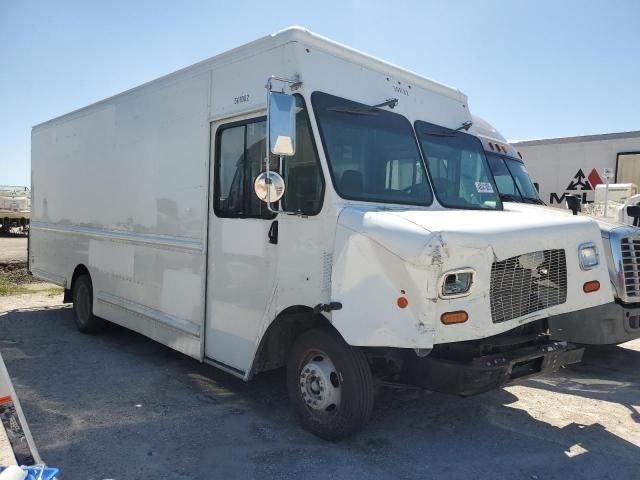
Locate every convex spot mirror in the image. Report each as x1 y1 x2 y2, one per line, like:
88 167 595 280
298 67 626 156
269 92 296 156
254 171 286 203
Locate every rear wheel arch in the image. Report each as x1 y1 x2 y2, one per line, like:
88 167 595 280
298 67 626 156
64 264 91 303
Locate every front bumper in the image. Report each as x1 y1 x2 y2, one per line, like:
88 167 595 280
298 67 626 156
405 340 583 396
549 301 640 345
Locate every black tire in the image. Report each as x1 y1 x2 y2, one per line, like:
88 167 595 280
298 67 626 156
287 328 374 441
72 274 105 334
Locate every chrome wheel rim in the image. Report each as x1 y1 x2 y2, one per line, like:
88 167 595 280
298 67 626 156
299 351 341 412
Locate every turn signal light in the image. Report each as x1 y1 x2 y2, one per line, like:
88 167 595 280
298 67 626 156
583 280 600 293
441 311 469 325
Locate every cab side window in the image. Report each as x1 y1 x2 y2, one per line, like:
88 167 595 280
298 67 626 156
214 96 323 218
215 119 273 218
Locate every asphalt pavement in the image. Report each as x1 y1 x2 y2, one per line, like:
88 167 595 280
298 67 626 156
0 293 638 479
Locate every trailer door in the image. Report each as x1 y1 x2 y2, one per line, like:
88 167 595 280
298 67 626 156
617 152 640 186
205 116 279 374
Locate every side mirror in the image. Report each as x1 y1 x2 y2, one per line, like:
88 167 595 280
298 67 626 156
268 92 296 156
565 194 581 215
626 205 640 227
254 171 286 203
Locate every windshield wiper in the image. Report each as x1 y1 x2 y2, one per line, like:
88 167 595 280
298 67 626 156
327 107 378 116
423 129 457 137
327 98 398 116
498 193 521 202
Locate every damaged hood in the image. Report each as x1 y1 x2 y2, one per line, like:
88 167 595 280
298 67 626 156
502 202 636 236
338 205 603 266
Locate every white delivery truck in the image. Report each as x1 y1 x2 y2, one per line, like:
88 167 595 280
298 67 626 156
512 131 640 209
473 116 640 345
31 27 612 439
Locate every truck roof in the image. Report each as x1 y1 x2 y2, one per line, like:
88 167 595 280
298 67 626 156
511 130 640 147
33 26 466 130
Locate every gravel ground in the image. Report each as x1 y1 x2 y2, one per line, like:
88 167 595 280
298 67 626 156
0 292 639 480
0 235 27 264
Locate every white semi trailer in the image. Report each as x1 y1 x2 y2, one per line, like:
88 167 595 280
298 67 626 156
0 186 30 234
512 131 640 209
473 116 640 345
31 27 612 439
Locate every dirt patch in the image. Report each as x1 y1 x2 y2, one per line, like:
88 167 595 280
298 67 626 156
0 236 28 263
0 262 62 297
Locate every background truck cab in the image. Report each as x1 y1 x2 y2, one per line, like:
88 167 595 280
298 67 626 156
472 114 640 345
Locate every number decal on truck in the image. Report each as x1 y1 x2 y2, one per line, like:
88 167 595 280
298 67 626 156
234 94 250 104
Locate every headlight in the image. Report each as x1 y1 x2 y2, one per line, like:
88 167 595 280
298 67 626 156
439 269 474 298
579 242 599 270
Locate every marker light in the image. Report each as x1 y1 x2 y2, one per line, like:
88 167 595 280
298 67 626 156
441 311 469 325
583 280 600 293
578 242 599 270
397 297 409 309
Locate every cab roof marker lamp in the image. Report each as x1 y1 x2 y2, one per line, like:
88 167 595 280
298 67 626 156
578 242 599 270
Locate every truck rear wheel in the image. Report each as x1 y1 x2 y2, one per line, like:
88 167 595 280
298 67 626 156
286 329 374 440
72 274 105 334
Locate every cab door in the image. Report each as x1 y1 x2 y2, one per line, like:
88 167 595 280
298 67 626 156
205 115 279 374
205 96 327 376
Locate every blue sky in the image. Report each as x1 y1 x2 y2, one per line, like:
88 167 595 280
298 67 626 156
1 0 639 186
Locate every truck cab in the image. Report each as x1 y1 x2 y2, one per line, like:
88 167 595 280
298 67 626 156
471 114 640 345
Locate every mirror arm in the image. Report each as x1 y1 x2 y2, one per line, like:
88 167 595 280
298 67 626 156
264 155 284 214
265 75 302 92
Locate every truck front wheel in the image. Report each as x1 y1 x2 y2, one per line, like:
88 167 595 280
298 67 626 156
286 329 374 440
72 274 105 334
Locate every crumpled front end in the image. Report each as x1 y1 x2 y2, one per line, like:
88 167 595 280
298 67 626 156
329 206 613 349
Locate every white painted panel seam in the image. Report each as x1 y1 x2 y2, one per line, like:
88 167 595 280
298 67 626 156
30 268 67 287
96 291 201 337
31 221 203 251
208 106 266 123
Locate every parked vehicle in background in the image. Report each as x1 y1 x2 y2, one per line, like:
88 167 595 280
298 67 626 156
0 186 30 234
512 130 640 223
30 27 613 439
473 115 640 345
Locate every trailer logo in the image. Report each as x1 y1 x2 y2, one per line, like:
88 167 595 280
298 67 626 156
566 168 603 191
549 168 603 204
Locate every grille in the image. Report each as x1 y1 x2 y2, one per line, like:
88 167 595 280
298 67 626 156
490 249 567 323
620 237 640 297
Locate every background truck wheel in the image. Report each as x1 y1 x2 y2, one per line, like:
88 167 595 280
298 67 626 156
287 328 374 441
72 274 105 334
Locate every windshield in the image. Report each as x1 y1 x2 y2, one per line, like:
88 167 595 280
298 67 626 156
312 92 433 206
415 121 501 210
486 153 541 203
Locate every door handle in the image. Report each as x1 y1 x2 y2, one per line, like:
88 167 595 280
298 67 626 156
268 220 278 245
